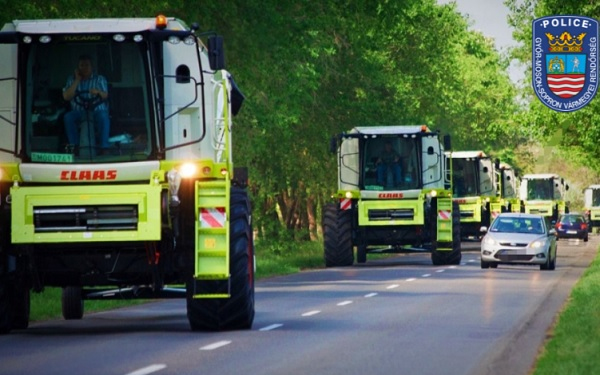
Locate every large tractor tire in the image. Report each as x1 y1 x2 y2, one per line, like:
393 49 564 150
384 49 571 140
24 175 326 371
356 245 367 264
10 275 30 329
187 187 255 331
62 286 84 320
323 203 354 267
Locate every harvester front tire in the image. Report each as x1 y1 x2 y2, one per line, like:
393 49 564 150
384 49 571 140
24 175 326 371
10 280 30 330
62 286 84 320
187 188 255 331
323 203 354 267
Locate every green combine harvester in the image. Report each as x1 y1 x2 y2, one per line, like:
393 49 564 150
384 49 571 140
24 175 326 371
323 125 461 266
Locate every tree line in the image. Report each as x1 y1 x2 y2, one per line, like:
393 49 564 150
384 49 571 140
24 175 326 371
1 0 595 240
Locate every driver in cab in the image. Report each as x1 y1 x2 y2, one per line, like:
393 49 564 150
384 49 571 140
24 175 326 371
62 54 110 155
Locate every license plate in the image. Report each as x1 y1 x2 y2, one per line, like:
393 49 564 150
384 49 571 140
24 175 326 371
502 249 526 255
567 230 577 234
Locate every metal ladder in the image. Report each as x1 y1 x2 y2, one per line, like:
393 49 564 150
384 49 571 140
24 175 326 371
193 179 230 298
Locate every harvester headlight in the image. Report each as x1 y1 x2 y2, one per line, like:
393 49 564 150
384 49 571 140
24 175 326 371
183 35 196 45
168 36 181 44
220 168 228 176
23 36 32 44
133 34 144 42
430 190 438 198
39 35 51 43
179 162 197 178
345 191 353 199
202 166 212 175
113 34 126 42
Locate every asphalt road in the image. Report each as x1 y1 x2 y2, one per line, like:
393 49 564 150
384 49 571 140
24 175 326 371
0 236 596 375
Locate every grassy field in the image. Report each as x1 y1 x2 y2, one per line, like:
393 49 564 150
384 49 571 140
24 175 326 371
531 245 600 375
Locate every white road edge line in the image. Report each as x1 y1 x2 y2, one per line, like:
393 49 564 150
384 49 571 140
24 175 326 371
405 278 416 282
125 364 167 375
259 324 283 331
365 292 378 298
200 341 232 351
302 310 321 317
337 301 353 306
386 284 400 289
448 266 457 269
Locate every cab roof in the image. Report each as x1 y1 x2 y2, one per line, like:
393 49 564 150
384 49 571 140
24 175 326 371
447 150 487 159
349 125 432 135
2 17 189 34
522 173 559 179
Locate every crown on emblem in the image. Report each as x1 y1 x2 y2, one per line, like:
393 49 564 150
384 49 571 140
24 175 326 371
545 31 586 52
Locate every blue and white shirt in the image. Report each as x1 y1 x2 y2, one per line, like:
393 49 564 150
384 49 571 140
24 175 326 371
63 73 109 112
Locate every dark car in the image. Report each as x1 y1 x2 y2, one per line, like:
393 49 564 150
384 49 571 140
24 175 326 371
555 213 589 242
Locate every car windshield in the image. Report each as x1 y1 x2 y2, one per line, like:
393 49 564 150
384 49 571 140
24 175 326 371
490 217 545 234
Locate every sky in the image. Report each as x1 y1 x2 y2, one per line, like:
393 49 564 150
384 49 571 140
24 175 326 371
437 0 526 84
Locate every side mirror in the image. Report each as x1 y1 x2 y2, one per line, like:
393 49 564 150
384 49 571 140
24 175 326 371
548 228 556 236
480 226 488 233
329 136 338 154
208 35 225 70
427 146 434 155
443 134 451 151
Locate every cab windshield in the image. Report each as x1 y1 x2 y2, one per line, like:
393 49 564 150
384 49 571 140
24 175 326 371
362 137 420 191
24 39 152 163
526 179 554 200
452 158 478 198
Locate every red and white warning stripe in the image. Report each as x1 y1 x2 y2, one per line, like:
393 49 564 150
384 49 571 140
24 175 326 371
438 210 451 220
200 207 226 228
340 198 351 211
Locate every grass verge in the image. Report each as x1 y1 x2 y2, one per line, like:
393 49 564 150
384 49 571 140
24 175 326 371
532 245 600 375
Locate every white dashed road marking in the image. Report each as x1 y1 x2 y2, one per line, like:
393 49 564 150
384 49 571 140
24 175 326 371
365 293 378 298
435 269 445 273
337 301 353 306
125 364 167 375
406 278 416 282
200 341 232 351
259 324 284 331
422 274 431 277
386 284 400 289
302 310 321 317
448 266 457 269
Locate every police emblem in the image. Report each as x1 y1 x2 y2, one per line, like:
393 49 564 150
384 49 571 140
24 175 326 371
532 16 599 112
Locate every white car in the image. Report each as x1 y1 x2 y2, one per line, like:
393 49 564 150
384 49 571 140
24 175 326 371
480 213 557 270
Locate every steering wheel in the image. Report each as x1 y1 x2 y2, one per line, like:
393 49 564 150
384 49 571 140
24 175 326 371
73 91 104 111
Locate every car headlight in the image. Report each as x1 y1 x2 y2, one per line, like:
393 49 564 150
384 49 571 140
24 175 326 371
529 240 544 249
483 236 496 245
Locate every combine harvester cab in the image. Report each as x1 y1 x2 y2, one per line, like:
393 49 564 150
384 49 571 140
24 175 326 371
519 173 569 222
446 151 498 240
323 125 461 267
0 16 254 333
583 185 600 232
